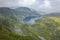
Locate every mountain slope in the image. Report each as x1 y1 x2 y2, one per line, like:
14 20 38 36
15 7 40 17
0 11 33 40
18 16 60 40
0 28 33 40
0 7 40 16
0 7 60 40
0 7 40 40
0 7 40 22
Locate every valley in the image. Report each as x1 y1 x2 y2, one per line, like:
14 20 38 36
0 7 60 40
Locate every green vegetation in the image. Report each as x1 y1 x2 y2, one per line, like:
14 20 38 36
35 17 60 40
0 14 33 40
0 14 60 40
0 29 33 40
0 7 60 40
16 17 60 40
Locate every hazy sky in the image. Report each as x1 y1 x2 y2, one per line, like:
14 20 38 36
0 0 60 13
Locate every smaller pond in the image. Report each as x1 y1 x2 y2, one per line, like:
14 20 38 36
23 16 41 24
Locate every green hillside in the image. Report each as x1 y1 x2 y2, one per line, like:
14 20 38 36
0 7 60 40
19 17 60 40
0 13 60 40
0 29 33 40
0 13 33 40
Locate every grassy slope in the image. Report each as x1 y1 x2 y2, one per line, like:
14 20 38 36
0 29 33 40
49 17 60 30
0 14 60 40
18 16 60 40
28 17 60 40
0 14 33 40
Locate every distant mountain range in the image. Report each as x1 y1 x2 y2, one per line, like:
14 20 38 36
46 13 60 17
0 7 40 16
0 7 41 23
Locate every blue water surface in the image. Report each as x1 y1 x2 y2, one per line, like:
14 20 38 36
23 16 41 24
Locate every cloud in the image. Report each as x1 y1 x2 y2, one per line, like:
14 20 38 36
49 0 60 12
39 0 52 9
32 0 52 13
0 0 60 13
0 0 19 7
34 0 60 13
0 0 36 7
18 0 36 7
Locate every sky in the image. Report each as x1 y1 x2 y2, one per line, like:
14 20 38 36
0 0 60 13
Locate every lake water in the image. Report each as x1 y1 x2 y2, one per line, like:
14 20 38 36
23 16 41 24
